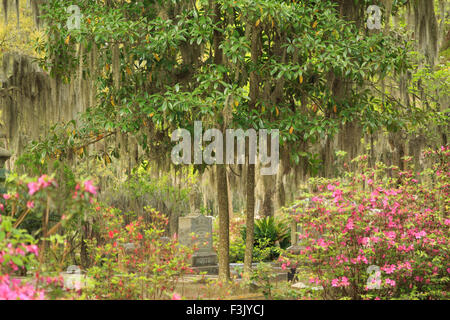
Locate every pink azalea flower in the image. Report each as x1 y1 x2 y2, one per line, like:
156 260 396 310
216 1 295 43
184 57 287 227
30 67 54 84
26 201 34 209
382 264 396 274
317 238 327 248
360 237 369 246
27 182 40 196
38 175 52 188
341 276 350 287
331 278 339 287
415 230 427 239
385 278 396 287
172 293 182 300
345 218 354 231
84 180 97 195
385 231 396 240
26 245 39 256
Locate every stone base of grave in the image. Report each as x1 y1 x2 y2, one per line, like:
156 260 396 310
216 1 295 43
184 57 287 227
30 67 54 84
191 253 218 267
190 253 219 274
192 265 219 275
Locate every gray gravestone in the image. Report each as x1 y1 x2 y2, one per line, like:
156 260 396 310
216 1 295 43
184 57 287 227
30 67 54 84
178 214 217 267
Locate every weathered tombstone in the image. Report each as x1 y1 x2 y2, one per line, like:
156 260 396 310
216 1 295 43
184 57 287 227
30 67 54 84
178 213 218 271
0 146 11 194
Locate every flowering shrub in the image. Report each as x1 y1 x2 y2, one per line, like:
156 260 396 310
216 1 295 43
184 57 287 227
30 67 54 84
0 212 43 300
2 174 98 236
282 147 449 300
0 274 44 300
0 174 99 299
85 206 194 299
0 214 67 300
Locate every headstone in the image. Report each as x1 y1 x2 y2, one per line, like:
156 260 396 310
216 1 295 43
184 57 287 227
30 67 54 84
178 213 217 268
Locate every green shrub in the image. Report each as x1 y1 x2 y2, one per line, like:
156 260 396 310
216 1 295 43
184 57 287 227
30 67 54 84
240 216 290 261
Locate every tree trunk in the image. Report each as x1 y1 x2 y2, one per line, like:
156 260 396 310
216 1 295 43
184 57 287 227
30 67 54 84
212 0 230 282
243 20 261 281
243 163 255 281
227 169 233 219
261 174 276 217
217 164 230 281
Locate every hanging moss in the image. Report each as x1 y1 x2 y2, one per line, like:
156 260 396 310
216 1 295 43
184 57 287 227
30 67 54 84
413 0 439 65
2 0 21 26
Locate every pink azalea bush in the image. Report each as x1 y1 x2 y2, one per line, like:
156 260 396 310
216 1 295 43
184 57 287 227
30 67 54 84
283 146 449 300
0 274 44 300
0 213 44 300
0 214 65 300
0 174 100 299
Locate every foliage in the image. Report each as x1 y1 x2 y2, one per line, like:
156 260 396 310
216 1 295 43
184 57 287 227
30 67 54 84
0 214 65 300
0 0 42 59
34 0 421 170
256 217 290 248
0 215 39 275
250 262 278 299
2 173 97 239
110 162 194 222
280 146 450 300
226 215 289 263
